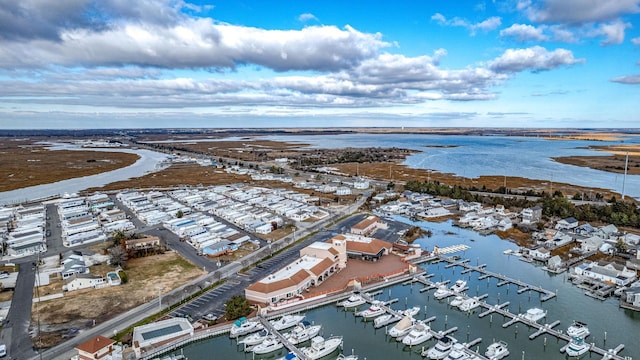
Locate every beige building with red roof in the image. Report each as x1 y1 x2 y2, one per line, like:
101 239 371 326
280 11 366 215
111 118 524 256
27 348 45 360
350 215 387 236
245 241 345 304
330 233 392 261
75 335 115 360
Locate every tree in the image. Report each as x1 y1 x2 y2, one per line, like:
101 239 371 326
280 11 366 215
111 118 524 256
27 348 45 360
176 210 184 218
109 246 128 269
615 238 628 254
112 229 127 246
387 181 395 190
225 295 252 320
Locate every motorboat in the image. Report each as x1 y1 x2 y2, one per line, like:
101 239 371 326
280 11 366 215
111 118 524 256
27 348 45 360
450 279 467 293
356 305 385 319
284 321 322 345
445 343 473 360
423 336 455 359
401 306 420 317
388 316 415 338
336 354 358 360
522 307 547 323
567 321 590 338
565 336 590 357
300 336 343 360
434 285 454 300
270 314 305 331
485 341 509 360
230 317 263 338
374 313 401 328
252 335 284 355
238 329 269 348
339 293 366 308
402 321 432 346
449 295 465 308
458 297 481 312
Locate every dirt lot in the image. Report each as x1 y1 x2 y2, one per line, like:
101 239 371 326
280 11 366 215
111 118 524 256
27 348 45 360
32 251 206 348
0 138 139 192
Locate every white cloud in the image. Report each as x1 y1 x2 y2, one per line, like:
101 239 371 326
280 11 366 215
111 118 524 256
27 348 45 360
548 25 579 43
0 21 389 72
522 0 640 24
500 24 549 42
592 20 632 45
632 37 640 45
298 13 318 22
431 13 501 35
611 74 640 84
489 46 585 73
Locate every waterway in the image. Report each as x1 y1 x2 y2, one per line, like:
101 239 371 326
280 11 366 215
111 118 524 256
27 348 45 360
0 144 168 205
265 133 640 199
177 217 640 359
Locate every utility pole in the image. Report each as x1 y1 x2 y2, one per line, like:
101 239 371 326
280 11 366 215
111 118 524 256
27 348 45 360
622 151 629 200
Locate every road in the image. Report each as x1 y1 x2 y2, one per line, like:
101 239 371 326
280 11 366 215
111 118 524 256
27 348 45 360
0 259 37 360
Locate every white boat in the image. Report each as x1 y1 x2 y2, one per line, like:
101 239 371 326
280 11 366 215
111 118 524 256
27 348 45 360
336 354 358 360
450 295 465 307
565 336 590 357
567 321 590 338
485 341 509 360
252 335 284 355
424 336 455 359
270 314 305 331
522 307 547 323
450 279 467 293
356 305 385 319
284 321 322 345
388 316 415 338
503 249 513 255
402 321 432 346
300 336 343 360
339 293 366 308
239 329 270 348
401 306 420 317
445 343 473 360
230 317 264 338
458 297 481 312
434 285 454 300
374 313 401 328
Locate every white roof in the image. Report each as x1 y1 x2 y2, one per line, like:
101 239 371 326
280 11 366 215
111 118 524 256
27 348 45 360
307 242 333 251
261 255 324 284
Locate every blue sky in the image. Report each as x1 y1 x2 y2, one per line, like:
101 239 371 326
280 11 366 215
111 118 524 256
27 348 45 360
1 0 639 129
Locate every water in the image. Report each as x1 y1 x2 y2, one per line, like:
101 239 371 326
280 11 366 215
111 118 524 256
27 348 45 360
178 217 640 359
0 144 168 205
265 133 640 199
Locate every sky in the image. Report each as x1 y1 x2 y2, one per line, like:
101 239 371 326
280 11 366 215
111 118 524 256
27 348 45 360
1 0 639 129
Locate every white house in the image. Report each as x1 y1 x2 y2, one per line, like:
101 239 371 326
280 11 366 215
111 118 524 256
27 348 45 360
573 261 637 286
529 246 551 261
63 274 106 292
579 236 605 253
555 217 579 231
521 206 542 224
335 187 352 196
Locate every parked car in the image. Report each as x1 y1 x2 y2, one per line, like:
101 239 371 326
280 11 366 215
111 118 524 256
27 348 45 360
203 314 218 322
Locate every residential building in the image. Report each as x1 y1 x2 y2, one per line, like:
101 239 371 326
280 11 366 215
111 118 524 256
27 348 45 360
555 217 579 231
529 246 551 261
61 251 87 279
75 335 115 360
521 206 542 224
573 260 637 286
124 236 161 251
63 274 105 292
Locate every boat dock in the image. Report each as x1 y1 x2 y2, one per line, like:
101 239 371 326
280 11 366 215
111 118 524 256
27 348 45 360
256 315 309 360
407 273 628 360
432 256 557 302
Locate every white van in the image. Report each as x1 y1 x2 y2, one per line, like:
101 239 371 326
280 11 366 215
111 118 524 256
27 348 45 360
0 343 6 357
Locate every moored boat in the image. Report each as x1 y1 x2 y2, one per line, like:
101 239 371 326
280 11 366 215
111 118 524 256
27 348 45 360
252 335 284 355
423 336 455 359
356 305 385 319
522 307 547 323
565 336 590 357
450 295 465 307
402 321 432 346
567 321 590 338
270 314 305 331
238 329 269 350
401 306 421 317
338 293 367 308
374 313 401 328
485 341 509 360
300 336 343 360
450 279 467 293
434 285 454 300
284 321 322 345
445 343 473 360
388 316 415 338
458 297 481 312
230 317 263 338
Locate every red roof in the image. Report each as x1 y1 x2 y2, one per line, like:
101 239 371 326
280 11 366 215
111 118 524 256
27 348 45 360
76 335 115 355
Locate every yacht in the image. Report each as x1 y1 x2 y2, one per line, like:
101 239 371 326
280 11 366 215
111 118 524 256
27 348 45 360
401 306 421 317
238 329 270 349
336 354 359 360
374 313 401 328
450 279 467 293
270 314 305 331
230 317 264 338
565 336 590 357
388 316 415 338
434 285 454 300
445 343 473 360
485 341 509 360
458 297 481 312
522 307 547 323
300 336 343 360
402 321 432 346
356 305 385 319
285 321 322 345
339 293 366 308
252 335 284 355
423 336 455 359
450 295 465 308
567 321 590 338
